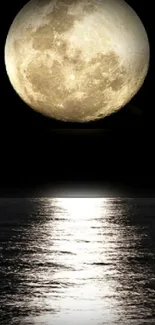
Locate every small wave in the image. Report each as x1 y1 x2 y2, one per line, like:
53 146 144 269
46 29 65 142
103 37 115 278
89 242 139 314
59 250 76 255
32 262 74 270
76 240 90 243
88 262 114 266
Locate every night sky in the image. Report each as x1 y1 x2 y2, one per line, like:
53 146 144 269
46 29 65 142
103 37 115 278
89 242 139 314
1 0 154 196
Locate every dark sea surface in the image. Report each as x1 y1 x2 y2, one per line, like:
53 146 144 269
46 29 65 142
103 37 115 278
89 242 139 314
0 197 155 325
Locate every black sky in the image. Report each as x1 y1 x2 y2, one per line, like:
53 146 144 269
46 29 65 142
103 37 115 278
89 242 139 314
1 0 155 195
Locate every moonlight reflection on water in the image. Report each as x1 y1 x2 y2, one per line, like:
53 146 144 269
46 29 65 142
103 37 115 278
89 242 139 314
0 197 155 325
31 198 121 325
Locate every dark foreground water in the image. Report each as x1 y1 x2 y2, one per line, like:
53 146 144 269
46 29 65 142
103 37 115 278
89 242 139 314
0 197 155 325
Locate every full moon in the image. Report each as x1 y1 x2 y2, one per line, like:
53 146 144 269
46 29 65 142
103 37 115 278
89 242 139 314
4 0 150 122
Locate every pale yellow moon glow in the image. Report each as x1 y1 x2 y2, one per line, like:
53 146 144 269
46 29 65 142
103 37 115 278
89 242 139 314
4 0 150 122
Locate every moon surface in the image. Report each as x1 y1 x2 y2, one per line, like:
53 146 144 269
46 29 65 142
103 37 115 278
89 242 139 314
4 0 150 122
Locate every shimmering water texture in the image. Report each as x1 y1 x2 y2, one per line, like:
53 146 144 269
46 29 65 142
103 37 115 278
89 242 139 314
0 197 155 325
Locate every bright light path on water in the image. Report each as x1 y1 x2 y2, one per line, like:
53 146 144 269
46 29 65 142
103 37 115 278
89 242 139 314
24 197 125 325
54 197 106 219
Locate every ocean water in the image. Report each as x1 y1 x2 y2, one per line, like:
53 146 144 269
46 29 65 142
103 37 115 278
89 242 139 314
0 197 155 325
